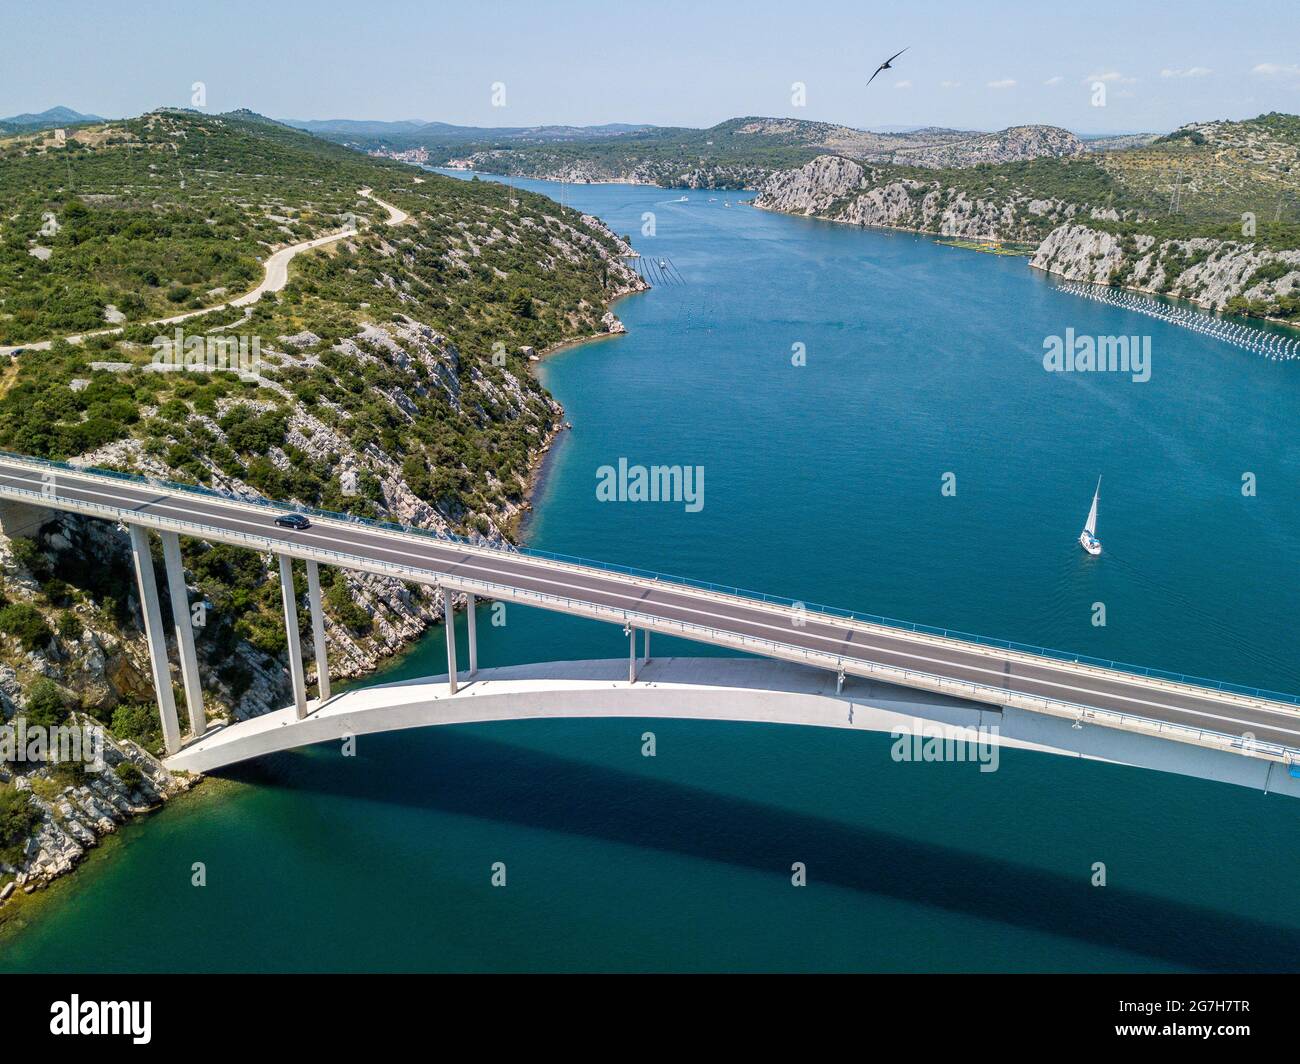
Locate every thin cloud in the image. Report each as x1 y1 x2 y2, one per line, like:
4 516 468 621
987 78 1017 89
1161 67 1212 78
894 80 912 89
939 80 961 89
1252 62 1300 78
1043 75 1064 85
1085 71 1137 84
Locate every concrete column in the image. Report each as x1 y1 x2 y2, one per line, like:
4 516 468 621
128 525 181 755
278 555 308 718
160 531 204 738
466 593 477 677
305 561 330 702
628 627 637 684
443 587 458 695
643 629 650 665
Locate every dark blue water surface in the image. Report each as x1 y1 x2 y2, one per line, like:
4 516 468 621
3 175 1299 973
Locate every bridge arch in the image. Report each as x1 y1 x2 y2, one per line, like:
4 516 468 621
165 657 1300 797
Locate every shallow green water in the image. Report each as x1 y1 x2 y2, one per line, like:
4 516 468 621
4 177 1299 972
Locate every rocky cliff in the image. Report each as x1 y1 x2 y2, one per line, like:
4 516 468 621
1030 224 1300 315
756 153 1300 319
753 155 1080 242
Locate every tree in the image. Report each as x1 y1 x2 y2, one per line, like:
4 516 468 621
510 288 535 318
23 679 69 727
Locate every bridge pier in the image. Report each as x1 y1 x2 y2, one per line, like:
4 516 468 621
443 587 458 694
628 626 638 683
161 531 205 738
643 630 650 665
278 555 308 718
305 560 330 701
467 593 477 677
128 525 182 755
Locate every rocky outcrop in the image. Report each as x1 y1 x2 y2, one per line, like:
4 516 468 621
1031 223 1300 314
1 723 194 890
758 157 1299 320
754 155 1079 242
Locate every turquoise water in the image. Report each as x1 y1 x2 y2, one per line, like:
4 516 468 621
4 177 1300 972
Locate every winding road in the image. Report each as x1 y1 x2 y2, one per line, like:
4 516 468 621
0 189 409 357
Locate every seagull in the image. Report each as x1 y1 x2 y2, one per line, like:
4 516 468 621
867 47 908 86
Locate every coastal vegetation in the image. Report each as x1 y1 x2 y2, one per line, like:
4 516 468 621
0 108 641 890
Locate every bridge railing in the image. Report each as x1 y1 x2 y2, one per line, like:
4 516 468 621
3 447 1299 709
3 466 1297 763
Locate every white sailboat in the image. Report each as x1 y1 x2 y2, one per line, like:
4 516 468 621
1079 477 1102 555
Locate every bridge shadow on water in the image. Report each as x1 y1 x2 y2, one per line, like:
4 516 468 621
222 729 1300 972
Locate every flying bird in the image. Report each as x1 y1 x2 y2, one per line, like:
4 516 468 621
867 47 909 86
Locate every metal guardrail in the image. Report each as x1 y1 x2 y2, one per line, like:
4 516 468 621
5 474 1293 764
3 447 1300 712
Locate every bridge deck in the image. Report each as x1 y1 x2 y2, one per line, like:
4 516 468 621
2 454 1298 760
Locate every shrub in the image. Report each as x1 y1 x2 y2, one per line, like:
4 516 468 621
57 611 84 642
114 761 144 790
43 578 74 607
0 602 54 652
0 786 39 865
23 679 69 727
110 702 161 750
326 579 371 634
7 538 50 581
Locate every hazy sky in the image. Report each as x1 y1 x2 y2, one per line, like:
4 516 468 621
7 0 1300 133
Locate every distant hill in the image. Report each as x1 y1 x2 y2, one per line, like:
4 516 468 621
283 117 657 141
0 105 105 131
427 115 1091 188
1082 132 1162 151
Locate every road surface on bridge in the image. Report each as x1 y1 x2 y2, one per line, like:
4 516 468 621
2 455 1298 756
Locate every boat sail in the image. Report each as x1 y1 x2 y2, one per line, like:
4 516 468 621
1079 477 1102 555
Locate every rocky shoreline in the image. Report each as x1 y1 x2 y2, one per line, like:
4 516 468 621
1029 224 1300 324
0 229 645 911
754 155 1300 324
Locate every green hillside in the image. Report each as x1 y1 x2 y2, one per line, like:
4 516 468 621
0 110 633 509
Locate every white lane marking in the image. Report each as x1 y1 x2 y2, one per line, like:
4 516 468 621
4 468 1298 738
